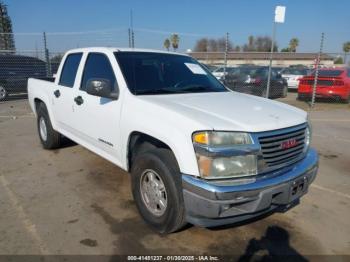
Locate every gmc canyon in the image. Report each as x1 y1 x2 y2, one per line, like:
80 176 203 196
28 47 319 233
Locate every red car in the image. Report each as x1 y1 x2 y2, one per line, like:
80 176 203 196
298 67 350 103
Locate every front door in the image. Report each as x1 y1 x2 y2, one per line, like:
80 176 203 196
71 52 123 165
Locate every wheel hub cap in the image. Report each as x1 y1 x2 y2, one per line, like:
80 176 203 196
39 117 48 141
0 86 6 99
140 169 167 216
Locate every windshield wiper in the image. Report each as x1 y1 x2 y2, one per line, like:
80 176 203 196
135 88 176 95
135 85 223 95
171 85 214 93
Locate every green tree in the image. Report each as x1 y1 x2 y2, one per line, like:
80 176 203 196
343 41 350 65
193 38 209 52
163 38 170 51
289 38 299 52
193 37 234 52
334 56 344 64
281 47 290 52
242 36 278 52
0 2 15 51
170 34 180 51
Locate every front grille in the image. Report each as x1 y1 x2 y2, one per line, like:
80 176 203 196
258 125 306 168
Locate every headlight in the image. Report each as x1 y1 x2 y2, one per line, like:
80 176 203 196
197 154 257 179
304 116 312 152
193 131 252 147
193 131 257 179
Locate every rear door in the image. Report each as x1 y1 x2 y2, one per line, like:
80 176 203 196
52 52 83 136
70 52 123 165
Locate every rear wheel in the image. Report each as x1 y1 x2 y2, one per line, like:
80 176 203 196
342 95 350 104
0 85 7 101
282 86 288 98
131 148 186 234
36 102 61 149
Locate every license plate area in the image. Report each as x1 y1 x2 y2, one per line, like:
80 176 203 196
289 176 308 202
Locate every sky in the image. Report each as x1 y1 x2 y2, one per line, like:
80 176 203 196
4 0 350 54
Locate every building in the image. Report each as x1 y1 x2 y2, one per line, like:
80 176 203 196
189 52 335 67
0 1 15 51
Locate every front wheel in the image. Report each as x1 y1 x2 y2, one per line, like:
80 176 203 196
131 148 186 234
0 85 8 101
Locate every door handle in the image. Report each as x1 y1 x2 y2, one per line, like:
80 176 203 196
54 89 60 98
74 96 84 105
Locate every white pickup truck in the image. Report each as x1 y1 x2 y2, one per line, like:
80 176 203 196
28 47 318 233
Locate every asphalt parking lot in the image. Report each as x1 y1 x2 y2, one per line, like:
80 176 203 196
0 97 349 258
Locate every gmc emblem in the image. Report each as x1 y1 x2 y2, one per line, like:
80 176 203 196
280 139 298 149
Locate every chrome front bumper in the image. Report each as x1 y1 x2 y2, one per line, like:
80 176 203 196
182 148 318 227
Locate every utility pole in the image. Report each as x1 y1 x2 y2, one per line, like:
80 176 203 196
223 32 229 81
128 28 131 48
311 33 324 108
43 32 52 77
130 9 135 48
266 22 276 98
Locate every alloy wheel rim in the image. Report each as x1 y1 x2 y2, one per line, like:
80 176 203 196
39 117 48 141
0 86 6 99
140 169 168 216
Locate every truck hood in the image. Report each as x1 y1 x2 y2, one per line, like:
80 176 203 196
139 91 307 132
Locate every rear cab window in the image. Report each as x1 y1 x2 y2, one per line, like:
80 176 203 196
58 53 83 87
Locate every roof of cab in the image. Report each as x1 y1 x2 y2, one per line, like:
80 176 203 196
65 47 188 56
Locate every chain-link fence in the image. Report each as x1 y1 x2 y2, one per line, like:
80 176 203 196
195 51 350 107
0 50 63 101
0 30 349 109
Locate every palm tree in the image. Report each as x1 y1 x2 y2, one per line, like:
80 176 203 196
163 38 170 51
343 42 350 65
289 38 299 52
170 34 180 51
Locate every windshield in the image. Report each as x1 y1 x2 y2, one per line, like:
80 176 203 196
316 70 344 77
282 68 308 75
253 67 271 77
114 52 228 95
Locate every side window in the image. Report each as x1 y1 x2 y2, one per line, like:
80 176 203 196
80 53 117 91
59 53 82 87
348 69 350 77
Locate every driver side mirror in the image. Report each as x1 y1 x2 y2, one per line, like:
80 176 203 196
86 78 119 100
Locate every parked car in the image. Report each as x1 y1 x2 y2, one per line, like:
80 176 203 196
201 63 218 72
0 54 47 101
281 67 310 90
224 66 288 98
212 66 238 80
28 47 318 233
298 67 350 103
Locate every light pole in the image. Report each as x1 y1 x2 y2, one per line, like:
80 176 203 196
266 6 286 98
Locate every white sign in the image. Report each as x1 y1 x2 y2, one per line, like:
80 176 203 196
275 6 286 23
184 63 207 75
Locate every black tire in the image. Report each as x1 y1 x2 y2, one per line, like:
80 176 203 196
0 85 8 101
342 95 350 104
297 94 304 101
282 86 288 98
36 102 61 149
131 148 186 234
